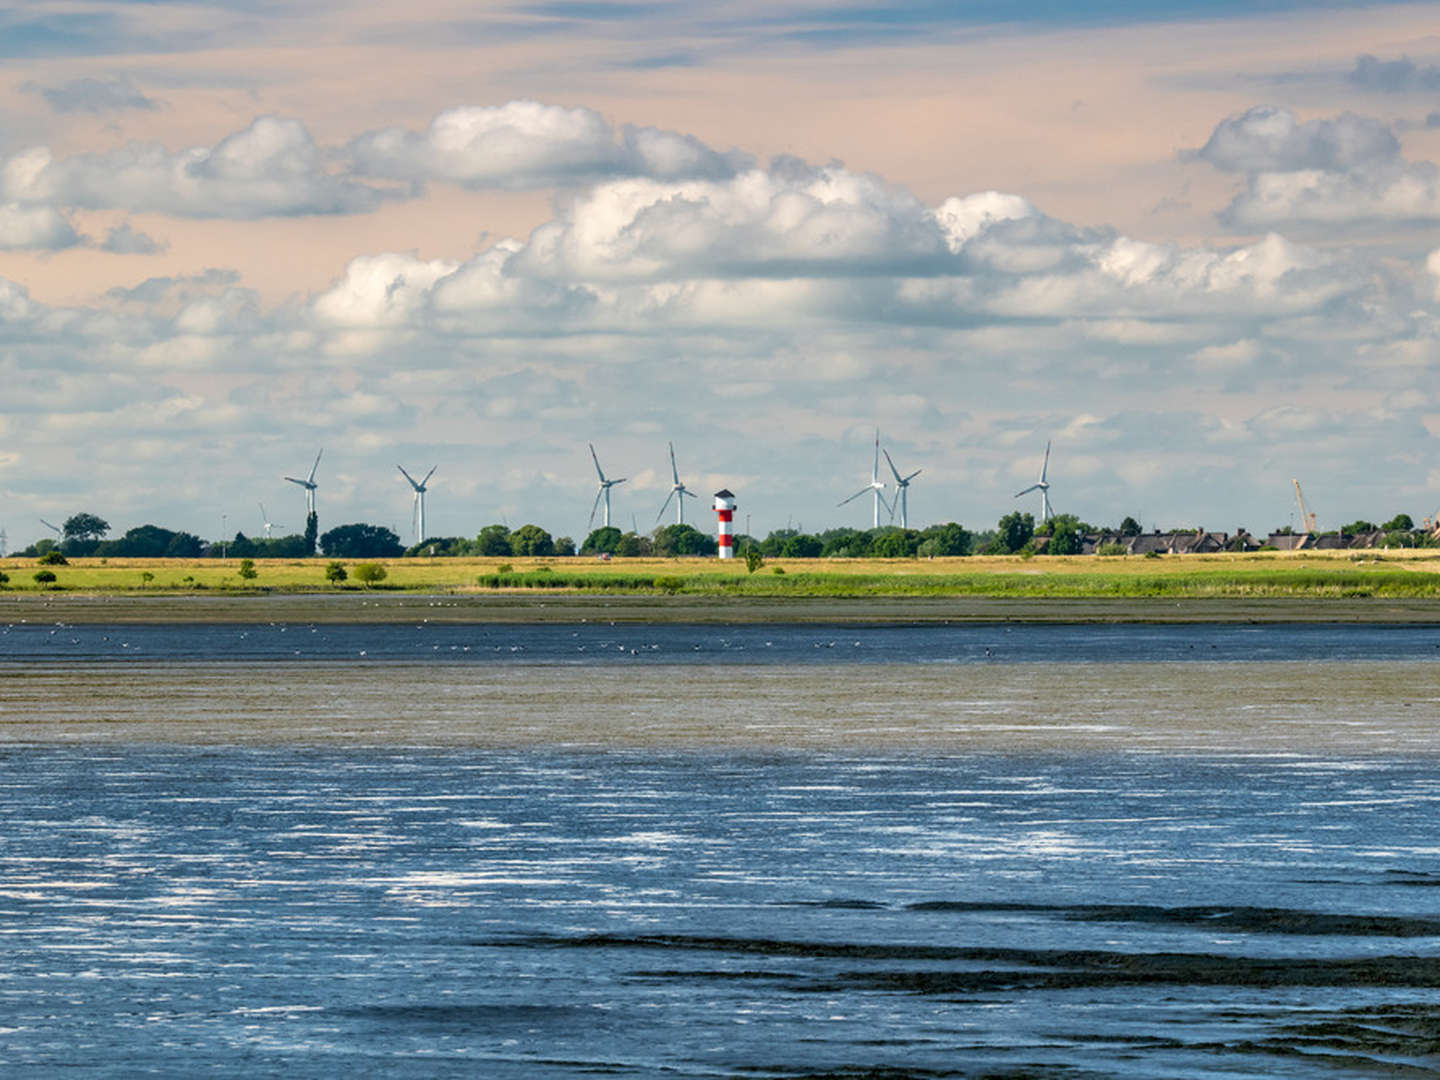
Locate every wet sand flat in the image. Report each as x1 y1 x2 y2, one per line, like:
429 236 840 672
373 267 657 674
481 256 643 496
4 659 1436 753
5 592 1440 623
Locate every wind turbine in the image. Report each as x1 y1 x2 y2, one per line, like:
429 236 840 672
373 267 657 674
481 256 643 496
258 503 283 540
838 428 891 528
397 464 437 543
284 449 323 517
655 442 698 526
588 443 626 530
39 518 62 539
883 448 922 529
1015 440 1053 522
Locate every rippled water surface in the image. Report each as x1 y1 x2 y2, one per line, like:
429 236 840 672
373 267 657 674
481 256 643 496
3 622 1440 1077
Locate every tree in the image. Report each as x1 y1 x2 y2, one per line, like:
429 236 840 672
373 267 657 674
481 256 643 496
1383 514 1414 533
508 524 555 557
63 512 110 547
554 536 576 557
320 523 404 558
1118 516 1142 537
759 529 800 557
304 511 318 555
1046 516 1083 555
33 569 57 585
820 528 871 558
653 523 717 556
614 531 651 557
1342 519 1376 536
870 528 921 558
988 511 1035 554
780 533 823 558
352 562 387 586
917 522 972 557
474 524 512 557
166 532 204 558
237 559 258 581
745 548 765 574
580 527 622 555
325 561 347 583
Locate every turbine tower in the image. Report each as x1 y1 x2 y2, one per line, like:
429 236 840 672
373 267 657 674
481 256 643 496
1015 440 1053 522
0 527 7 557
883 448 922 530
588 443 626 530
284 448 323 517
655 442 697 526
838 428 891 528
398 464 437 543
258 503 283 540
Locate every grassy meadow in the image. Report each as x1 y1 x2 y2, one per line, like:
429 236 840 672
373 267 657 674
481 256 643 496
6 549 1440 599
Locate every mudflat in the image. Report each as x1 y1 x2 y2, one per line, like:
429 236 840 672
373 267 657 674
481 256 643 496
4 591 1440 623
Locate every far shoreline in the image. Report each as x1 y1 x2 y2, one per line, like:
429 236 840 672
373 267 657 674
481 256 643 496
4 592 1440 624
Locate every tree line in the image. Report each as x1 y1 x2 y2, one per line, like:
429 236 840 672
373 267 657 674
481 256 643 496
14 508 1437 562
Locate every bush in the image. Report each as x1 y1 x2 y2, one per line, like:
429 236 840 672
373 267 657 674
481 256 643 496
1097 542 1128 557
353 562 387 586
39 550 68 565
237 558 258 581
33 569 57 584
325 561 347 583
745 549 765 574
0 570 8 586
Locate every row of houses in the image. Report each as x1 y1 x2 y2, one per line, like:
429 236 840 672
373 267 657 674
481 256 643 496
1033 528 1437 555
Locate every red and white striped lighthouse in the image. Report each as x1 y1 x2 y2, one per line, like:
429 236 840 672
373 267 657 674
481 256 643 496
713 489 736 560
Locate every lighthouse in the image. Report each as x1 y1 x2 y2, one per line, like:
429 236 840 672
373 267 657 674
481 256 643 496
713 489 736 560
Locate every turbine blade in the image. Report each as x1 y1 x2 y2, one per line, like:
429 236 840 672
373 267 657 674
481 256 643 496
284 476 306 486
1041 440 1050 482
308 448 323 484
883 448 904 484
421 465 437 487
838 487 870 507
904 469 922 482
589 443 605 482
588 488 604 530
397 464 418 488
656 490 675 524
1015 484 1040 498
612 477 627 486
669 442 680 485
872 428 880 482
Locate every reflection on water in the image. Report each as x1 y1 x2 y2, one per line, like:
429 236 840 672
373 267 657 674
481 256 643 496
1 623 1439 1077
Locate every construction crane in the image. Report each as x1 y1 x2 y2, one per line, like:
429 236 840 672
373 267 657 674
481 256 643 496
1293 478 1318 533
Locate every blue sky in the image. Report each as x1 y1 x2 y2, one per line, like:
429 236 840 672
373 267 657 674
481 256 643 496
1 0 1439 547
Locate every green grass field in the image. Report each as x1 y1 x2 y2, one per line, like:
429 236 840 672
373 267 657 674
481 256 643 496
5 550 1440 598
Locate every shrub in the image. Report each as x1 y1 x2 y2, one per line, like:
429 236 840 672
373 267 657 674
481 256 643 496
1097 542 1128 557
353 562 387 586
237 558 258 581
745 549 765 574
140 571 154 585
772 566 786 575
39 550 68 565
33 569 57 584
325 561 347 583
496 563 514 574
0 570 9 586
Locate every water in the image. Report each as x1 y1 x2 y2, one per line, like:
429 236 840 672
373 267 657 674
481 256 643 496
2 622 1440 1077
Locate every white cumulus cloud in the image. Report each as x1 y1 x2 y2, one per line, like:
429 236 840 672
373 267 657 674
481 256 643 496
347 100 752 189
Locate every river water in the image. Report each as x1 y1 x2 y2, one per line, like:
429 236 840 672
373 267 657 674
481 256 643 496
2 621 1440 1077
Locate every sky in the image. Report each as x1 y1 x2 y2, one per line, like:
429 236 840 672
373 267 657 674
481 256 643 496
3 0 1440 548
